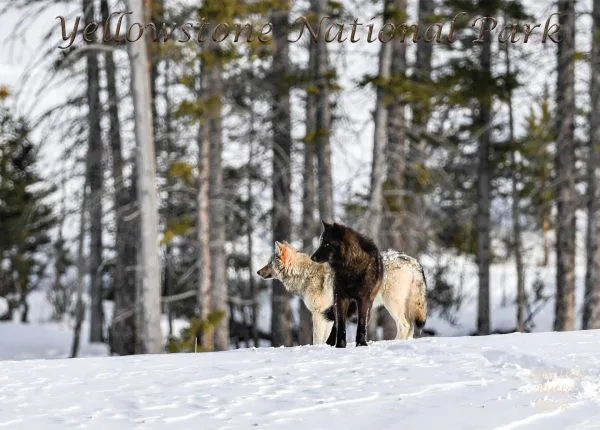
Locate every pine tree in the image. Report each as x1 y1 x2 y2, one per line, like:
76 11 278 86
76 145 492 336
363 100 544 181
0 96 56 323
520 86 555 266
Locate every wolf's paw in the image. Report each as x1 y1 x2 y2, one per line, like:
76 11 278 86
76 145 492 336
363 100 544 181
335 339 347 348
356 340 368 347
326 337 336 347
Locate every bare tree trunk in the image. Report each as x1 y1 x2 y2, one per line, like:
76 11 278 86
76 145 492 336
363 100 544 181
504 39 525 332
196 61 213 351
542 217 551 266
127 0 163 354
476 10 492 335
163 59 174 339
102 0 136 356
405 0 434 256
554 0 576 332
312 0 334 222
148 0 163 146
247 104 259 347
366 8 392 242
584 0 600 329
381 0 407 252
300 37 318 345
71 180 87 358
415 0 434 85
365 0 393 341
380 0 407 340
270 4 294 347
208 60 229 352
83 0 104 344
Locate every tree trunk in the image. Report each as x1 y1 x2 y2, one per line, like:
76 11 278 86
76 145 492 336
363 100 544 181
404 0 434 256
83 0 104 344
542 217 551 266
207 59 229 352
247 105 259 347
102 0 136 355
380 0 407 340
300 36 318 345
71 179 87 358
163 59 174 340
196 61 213 351
415 0 434 85
366 8 392 242
312 0 334 223
381 0 407 252
476 9 492 335
148 0 163 147
504 40 526 332
270 4 294 347
17 265 29 323
584 0 600 329
127 0 163 354
554 0 577 332
365 0 393 341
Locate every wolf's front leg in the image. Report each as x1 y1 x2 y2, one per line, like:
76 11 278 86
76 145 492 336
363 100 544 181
356 298 371 346
312 314 327 344
334 295 347 348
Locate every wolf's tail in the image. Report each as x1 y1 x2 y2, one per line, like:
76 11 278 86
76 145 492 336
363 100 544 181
413 265 428 330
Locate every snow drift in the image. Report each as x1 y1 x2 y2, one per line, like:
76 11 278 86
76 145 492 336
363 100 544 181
1 330 600 429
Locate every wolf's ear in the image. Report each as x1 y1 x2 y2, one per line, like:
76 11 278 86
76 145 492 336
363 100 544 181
274 241 284 254
280 245 292 266
322 219 333 229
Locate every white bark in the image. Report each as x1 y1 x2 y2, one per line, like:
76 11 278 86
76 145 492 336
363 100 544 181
127 0 163 354
367 30 392 240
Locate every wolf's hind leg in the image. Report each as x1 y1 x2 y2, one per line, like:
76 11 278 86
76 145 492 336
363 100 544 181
382 294 410 340
407 322 415 339
394 315 411 340
323 320 334 345
326 323 336 346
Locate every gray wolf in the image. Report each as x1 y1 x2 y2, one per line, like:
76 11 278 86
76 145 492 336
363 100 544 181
310 221 384 347
257 238 427 345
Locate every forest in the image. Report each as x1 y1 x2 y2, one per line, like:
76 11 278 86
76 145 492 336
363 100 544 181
0 0 598 355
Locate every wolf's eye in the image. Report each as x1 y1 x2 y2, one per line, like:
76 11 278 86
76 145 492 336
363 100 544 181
322 242 330 248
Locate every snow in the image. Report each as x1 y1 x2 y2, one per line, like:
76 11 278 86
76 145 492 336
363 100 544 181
0 322 107 361
1 330 600 429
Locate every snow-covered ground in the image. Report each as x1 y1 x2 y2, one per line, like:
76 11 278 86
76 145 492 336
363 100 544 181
0 322 107 361
1 330 600 429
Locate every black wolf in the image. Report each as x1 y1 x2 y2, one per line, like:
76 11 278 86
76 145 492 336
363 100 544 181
311 221 384 347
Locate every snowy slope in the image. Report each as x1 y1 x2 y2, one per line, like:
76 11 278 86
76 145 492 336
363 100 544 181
1 331 600 430
0 322 107 361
